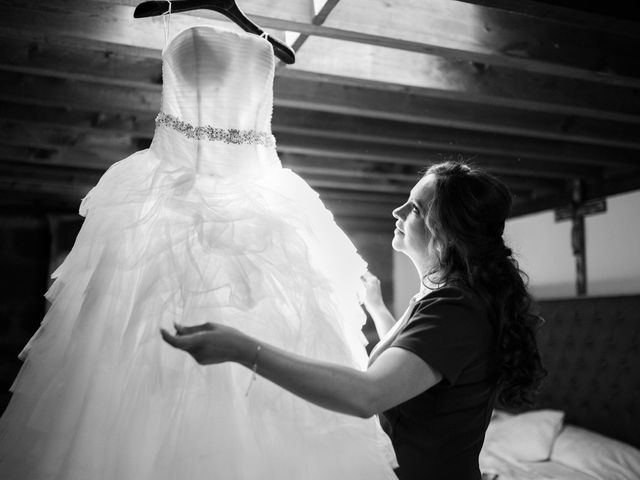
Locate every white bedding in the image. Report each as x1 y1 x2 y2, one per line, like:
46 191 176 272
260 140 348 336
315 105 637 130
480 410 640 480
481 449 599 480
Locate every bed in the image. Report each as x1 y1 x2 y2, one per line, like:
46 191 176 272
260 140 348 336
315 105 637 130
479 294 640 480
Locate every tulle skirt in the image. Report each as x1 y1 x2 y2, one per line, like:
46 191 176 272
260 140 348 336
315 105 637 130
0 148 398 480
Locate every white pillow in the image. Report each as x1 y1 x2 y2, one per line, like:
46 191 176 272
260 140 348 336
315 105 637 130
482 409 565 461
551 425 640 480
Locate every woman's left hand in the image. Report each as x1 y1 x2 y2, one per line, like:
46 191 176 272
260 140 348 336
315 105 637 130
360 270 385 310
160 323 246 365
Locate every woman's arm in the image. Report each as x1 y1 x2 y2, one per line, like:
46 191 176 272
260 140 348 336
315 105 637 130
161 323 442 418
361 271 396 338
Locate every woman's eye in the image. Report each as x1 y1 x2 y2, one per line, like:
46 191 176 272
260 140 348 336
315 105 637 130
412 205 420 214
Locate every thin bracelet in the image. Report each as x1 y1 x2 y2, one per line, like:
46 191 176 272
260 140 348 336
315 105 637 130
244 344 262 397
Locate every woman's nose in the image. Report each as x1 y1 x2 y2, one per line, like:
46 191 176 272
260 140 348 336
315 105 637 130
393 203 408 220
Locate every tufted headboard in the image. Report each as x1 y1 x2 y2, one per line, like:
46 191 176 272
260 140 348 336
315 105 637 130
531 295 640 449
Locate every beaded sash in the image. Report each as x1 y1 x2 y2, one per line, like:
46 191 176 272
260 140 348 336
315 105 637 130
155 112 276 148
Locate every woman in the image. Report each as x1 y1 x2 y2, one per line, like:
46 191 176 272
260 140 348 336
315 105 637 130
162 161 546 480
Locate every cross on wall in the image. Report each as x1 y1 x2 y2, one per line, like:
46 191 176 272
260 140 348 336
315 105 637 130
554 179 607 296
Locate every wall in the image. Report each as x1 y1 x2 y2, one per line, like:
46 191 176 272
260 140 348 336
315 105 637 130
0 213 83 414
505 189 640 299
504 207 575 299
393 251 417 317
0 215 50 412
392 189 640 314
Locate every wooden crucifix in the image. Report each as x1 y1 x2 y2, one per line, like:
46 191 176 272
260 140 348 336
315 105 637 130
554 179 607 296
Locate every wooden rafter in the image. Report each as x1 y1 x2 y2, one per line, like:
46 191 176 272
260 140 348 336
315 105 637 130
0 0 639 227
69 0 640 87
2 17 640 124
0 100 636 172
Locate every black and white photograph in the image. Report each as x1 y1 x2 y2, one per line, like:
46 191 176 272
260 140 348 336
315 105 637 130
0 1 639 479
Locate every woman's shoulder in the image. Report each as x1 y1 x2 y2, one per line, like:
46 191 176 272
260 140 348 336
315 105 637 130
412 285 488 324
417 284 481 305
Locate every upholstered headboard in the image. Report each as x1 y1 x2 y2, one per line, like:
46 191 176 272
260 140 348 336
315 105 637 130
532 295 640 449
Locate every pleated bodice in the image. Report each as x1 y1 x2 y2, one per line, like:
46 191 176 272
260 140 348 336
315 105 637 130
150 26 279 178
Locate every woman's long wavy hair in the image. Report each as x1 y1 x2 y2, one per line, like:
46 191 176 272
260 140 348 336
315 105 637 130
421 161 546 408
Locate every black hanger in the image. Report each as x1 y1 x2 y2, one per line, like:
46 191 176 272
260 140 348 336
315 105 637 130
133 0 295 64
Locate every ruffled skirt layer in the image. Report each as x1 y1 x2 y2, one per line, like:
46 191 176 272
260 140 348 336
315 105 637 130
0 149 397 480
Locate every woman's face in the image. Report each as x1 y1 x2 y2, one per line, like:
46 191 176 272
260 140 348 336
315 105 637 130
392 174 436 266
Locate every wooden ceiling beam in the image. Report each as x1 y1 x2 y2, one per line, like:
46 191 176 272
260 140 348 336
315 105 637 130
295 178 408 194
289 0 342 53
2 70 638 153
0 160 400 221
334 218 389 233
0 145 552 200
0 139 550 201
275 73 640 150
1 101 636 170
281 161 413 183
0 101 155 136
3 28 640 125
0 120 138 162
0 71 159 115
0 151 409 208
0 117 552 195
0 190 392 228
0 116 604 182
280 153 562 195
274 133 603 180
285 43 640 123
272 109 640 168
4 1 625 220
451 0 640 39
0 144 414 196
8 0 636 88
510 167 640 218
315 0 640 88
293 171 536 196
0 35 163 89
316 187 404 201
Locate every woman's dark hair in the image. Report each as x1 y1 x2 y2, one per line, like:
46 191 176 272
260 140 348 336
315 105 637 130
422 161 546 408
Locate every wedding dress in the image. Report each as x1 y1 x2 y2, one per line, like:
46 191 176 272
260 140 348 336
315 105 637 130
0 25 397 480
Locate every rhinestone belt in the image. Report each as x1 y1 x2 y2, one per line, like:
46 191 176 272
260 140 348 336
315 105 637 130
155 112 276 148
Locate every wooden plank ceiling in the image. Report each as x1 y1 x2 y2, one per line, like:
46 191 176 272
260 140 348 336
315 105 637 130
1 0 639 232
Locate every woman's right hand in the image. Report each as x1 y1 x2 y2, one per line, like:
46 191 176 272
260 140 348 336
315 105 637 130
161 322 250 365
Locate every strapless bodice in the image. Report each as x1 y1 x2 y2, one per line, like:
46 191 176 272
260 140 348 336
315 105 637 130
149 25 279 177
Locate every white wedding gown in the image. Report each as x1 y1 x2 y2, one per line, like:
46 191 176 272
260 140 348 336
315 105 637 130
0 25 397 480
